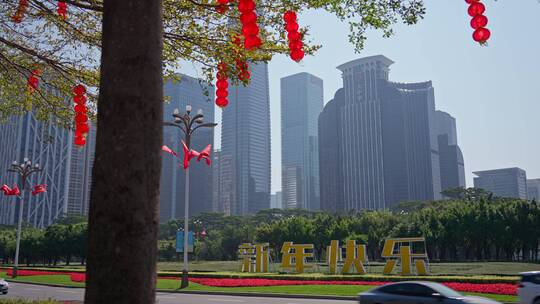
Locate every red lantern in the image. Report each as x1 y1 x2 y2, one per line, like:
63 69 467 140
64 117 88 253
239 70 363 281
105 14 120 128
470 15 488 29
472 27 491 43
215 97 229 108
240 12 257 24
244 36 261 50
73 84 86 95
73 95 87 105
26 69 41 95
76 123 89 134
74 104 87 113
57 1 68 20
468 2 485 17
238 0 255 13
290 49 305 62
74 136 86 146
465 0 480 3
283 11 297 23
239 70 251 82
12 0 28 23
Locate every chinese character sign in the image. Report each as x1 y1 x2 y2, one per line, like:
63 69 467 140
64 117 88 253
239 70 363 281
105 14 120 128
238 243 269 273
327 240 368 274
381 237 429 275
281 242 314 273
342 240 368 274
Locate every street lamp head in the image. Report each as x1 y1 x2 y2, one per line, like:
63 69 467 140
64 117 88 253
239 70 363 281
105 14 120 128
34 164 40 169
23 157 29 163
12 161 18 166
186 105 192 113
197 109 203 116
173 108 180 115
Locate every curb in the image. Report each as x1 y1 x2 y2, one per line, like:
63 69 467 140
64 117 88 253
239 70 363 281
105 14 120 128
158 289 356 301
5 280 517 304
5 279 83 289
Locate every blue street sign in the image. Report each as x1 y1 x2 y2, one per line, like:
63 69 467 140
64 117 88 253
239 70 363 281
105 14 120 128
176 231 194 253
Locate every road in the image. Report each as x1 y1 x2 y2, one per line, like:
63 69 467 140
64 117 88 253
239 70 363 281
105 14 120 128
3 282 357 304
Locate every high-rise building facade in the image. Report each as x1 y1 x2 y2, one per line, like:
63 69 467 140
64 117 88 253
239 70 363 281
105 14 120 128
280 73 323 210
320 55 444 212
318 89 345 213
67 123 96 216
220 62 271 215
0 112 72 228
527 179 540 200
473 168 528 199
160 74 215 222
435 111 466 193
270 192 282 209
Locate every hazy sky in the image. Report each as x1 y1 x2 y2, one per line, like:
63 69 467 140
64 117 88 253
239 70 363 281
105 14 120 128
196 0 540 193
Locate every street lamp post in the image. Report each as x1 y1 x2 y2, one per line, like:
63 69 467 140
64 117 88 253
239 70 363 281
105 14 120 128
164 105 217 289
7 158 41 278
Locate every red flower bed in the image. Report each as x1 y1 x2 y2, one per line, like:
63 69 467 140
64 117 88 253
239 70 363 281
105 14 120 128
188 278 517 295
5 269 65 277
70 273 86 282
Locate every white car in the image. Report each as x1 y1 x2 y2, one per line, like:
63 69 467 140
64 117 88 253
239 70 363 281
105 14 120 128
518 271 540 304
0 279 8 294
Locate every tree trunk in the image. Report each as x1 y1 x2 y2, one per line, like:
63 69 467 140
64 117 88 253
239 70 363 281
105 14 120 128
84 0 163 303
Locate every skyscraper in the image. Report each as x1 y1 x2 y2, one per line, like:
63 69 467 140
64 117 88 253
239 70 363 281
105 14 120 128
67 122 96 216
220 62 271 215
318 89 345 213
320 55 443 212
0 112 72 228
473 168 528 199
160 74 215 222
280 72 323 210
435 111 466 193
527 179 540 200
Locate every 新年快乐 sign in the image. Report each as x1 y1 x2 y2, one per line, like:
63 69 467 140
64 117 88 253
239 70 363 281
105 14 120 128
237 237 429 275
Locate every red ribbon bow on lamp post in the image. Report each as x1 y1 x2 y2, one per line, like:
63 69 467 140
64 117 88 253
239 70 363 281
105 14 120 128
31 184 47 196
162 142 212 170
1 184 20 196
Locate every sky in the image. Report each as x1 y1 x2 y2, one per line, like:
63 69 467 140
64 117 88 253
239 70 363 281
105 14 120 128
186 0 540 193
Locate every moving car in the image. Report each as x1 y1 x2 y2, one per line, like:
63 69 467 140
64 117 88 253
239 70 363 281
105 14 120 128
358 281 501 304
518 271 540 304
0 279 8 294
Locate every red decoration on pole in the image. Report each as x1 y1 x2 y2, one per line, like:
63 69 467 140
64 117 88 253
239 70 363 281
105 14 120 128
73 84 89 147
1 184 20 196
466 0 490 45
238 0 261 50
57 1 68 20
12 0 28 23
27 69 41 95
31 184 47 196
215 63 229 108
181 141 212 170
283 10 304 62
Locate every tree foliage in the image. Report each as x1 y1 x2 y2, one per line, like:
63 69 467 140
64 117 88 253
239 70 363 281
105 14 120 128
1 0 425 123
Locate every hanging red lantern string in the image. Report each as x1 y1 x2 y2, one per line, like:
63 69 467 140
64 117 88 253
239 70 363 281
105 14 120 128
216 0 229 14
283 10 304 62
238 0 261 50
73 84 88 146
215 63 229 108
232 35 251 81
26 69 41 95
57 1 68 20
466 0 490 44
12 0 28 23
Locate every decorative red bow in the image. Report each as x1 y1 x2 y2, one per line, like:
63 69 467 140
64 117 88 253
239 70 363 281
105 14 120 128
182 141 212 170
1 184 20 196
32 184 47 196
162 145 178 157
